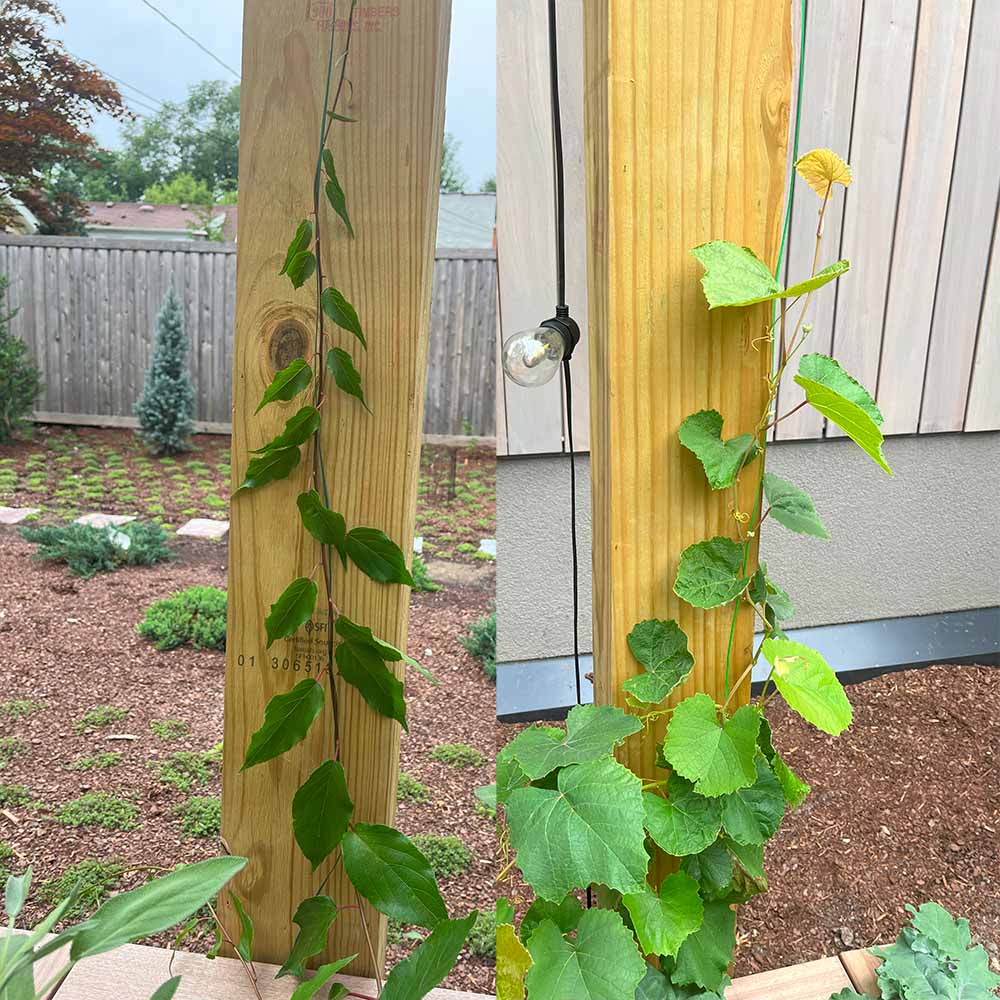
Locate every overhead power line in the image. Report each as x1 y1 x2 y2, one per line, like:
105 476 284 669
137 0 241 80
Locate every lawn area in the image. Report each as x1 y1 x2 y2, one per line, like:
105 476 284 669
0 426 497 994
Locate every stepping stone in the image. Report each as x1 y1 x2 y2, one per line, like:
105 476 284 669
75 512 136 528
414 535 424 554
0 506 39 525
176 517 230 540
478 538 496 557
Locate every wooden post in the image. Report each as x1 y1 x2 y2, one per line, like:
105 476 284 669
220 1 451 974
583 2 791 877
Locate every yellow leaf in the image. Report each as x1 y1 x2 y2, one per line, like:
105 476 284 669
497 923 532 1000
795 149 852 197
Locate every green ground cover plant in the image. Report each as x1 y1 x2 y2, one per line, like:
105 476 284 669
39 859 125 921
410 552 441 592
0 737 26 769
460 610 496 681
150 718 190 741
396 772 432 804
0 784 31 808
466 911 495 959
173 796 221 839
75 704 128 732
56 793 138 831
137 585 227 651
430 743 485 768
150 747 221 792
410 835 473 880
0 699 44 719
19 521 171 579
0 842 15 881
66 752 122 772
493 149 912 999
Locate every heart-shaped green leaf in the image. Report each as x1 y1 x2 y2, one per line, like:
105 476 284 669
762 472 828 538
672 900 737 992
623 871 704 959
757 717 810 809
679 410 758 490
720 757 785 845
760 637 853 735
673 537 748 609
625 619 695 704
643 773 723 856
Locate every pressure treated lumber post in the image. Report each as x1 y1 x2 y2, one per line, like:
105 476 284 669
583 3 791 873
220 1 451 975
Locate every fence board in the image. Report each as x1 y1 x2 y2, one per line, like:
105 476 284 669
0 236 495 436
965 215 1000 432
919 0 1000 433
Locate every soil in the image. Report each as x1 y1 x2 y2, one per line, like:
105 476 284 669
496 663 1000 974
0 434 497 994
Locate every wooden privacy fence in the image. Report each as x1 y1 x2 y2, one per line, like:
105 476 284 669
0 236 497 436
497 0 1000 455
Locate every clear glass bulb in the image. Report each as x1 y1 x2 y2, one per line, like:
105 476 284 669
501 327 565 387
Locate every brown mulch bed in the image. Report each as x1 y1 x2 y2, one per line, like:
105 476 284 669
495 663 1000 974
0 529 496 994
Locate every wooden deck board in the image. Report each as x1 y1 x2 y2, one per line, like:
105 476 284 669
49 943 492 999
840 948 883 997
728 956 853 1000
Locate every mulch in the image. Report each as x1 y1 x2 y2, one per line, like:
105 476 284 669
0 528 496 994
495 663 1000 975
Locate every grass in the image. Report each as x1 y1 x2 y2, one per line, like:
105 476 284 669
0 737 26 769
429 742 485 769
173 796 221 838
66 751 122 772
0 699 44 719
151 718 190 741
461 610 496 681
39 859 124 920
75 705 128 733
150 747 221 792
410 834 472 880
397 772 432 804
56 793 138 831
0 784 32 808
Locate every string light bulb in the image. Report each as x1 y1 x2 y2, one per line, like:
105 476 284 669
500 308 580 388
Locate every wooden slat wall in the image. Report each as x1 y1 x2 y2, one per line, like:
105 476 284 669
498 0 1000 454
0 236 496 436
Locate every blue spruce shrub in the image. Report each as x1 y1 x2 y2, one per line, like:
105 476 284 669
134 287 194 454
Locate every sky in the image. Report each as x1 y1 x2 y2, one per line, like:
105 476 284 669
54 0 497 191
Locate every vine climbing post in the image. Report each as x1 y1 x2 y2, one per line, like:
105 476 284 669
582 2 792 881
221 0 451 975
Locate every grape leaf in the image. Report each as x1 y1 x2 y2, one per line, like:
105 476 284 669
680 841 734 901
794 354 890 474
292 761 353 870
720 757 785 845
335 641 407 730
782 260 850 300
321 286 365 348
496 744 530 806
327 347 369 410
235 446 301 494
673 537 748 609
241 679 325 770
795 148 853 196
252 406 321 454
342 823 447 929
521 895 584 941
762 472 828 538
679 410 758 490
760 637 853 736
662 695 760 797
506 758 649 899
623 871 704 958
757 717 810 809
277 896 340 978
497 922 532 1000
504 703 642 779
345 527 414 586
672 901 737 992
525 909 647 1000
264 577 318 648
624 619 695 705
255 358 313 413
644 773 723 856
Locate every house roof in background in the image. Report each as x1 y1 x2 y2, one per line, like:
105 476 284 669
84 201 238 239
435 192 496 249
